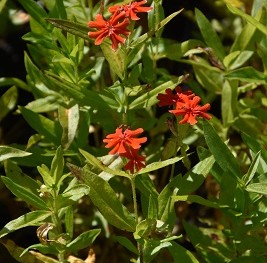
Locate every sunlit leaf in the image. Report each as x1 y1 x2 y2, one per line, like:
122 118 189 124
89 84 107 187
0 146 31 162
81 166 136 232
66 229 101 252
0 211 52 238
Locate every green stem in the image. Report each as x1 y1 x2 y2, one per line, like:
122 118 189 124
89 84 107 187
51 191 65 262
130 176 144 263
131 176 138 226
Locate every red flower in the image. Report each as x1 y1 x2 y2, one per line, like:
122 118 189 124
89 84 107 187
88 11 131 50
103 127 147 155
169 94 211 125
121 148 146 174
157 86 194 107
157 88 179 107
109 0 153 21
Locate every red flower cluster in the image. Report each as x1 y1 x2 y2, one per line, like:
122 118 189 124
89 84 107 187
157 87 212 125
88 1 152 50
103 127 147 173
88 12 130 50
108 0 153 21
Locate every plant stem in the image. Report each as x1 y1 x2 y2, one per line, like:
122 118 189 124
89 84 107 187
51 191 66 262
130 176 144 263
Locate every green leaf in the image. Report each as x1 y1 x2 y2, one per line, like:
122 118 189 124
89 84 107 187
25 95 60 113
57 184 90 208
20 243 58 258
4 160 41 197
66 229 101 252
43 72 113 113
192 64 223 93
135 174 159 200
148 1 165 37
17 0 48 29
242 151 261 186
0 210 52 238
65 206 74 240
221 80 238 126
203 120 242 182
79 149 130 178
143 239 176 263
0 146 32 162
1 240 57 263
19 106 62 145
177 155 215 195
241 132 267 163
100 42 126 80
219 170 245 211
137 156 184 174
158 176 179 227
134 218 156 240
129 78 183 109
37 164 54 187
168 241 200 263
223 50 254 70
0 86 18 121
172 195 219 209
50 146 64 186
81 166 136 232
148 194 158 219
46 18 88 40
1 176 48 210
227 3 267 36
195 8 225 61
224 66 267 83
0 77 29 91
246 182 267 195
114 236 139 255
131 9 183 48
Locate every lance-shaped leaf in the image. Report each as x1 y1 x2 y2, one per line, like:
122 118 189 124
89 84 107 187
0 86 18 121
66 229 101 252
58 105 79 149
246 182 267 195
19 106 62 145
79 149 130 178
1 176 48 210
17 0 48 29
5 160 41 197
131 9 183 47
242 151 261 186
114 236 139 255
46 18 88 40
129 74 188 110
57 184 90 208
227 3 267 36
0 77 29 91
0 210 52 238
224 66 267 83
1 240 57 263
168 241 200 263
100 41 126 80
137 156 184 175
203 120 242 184
0 146 32 162
50 146 64 186
195 8 225 61
81 166 136 232
129 80 176 109
172 195 220 209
